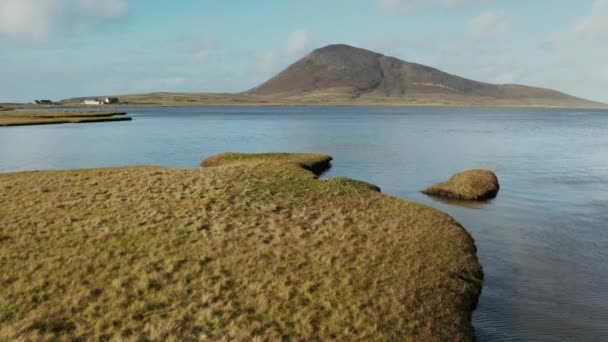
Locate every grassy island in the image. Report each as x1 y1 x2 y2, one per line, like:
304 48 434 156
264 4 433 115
0 153 482 341
423 169 500 201
0 111 131 127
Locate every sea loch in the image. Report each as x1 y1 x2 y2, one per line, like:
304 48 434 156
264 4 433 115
1 106 607 341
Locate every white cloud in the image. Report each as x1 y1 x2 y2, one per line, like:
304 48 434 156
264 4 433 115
448 0 608 103
570 0 608 41
601 64 608 80
257 52 276 73
465 11 509 41
157 77 187 89
0 0 129 43
193 48 211 62
0 0 55 41
286 30 312 54
561 0 608 42
77 0 129 18
247 30 312 83
538 0 608 101
492 70 520 84
174 34 216 63
377 0 489 13
546 0 608 50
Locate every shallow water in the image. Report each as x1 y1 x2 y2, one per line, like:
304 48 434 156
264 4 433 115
1 106 607 341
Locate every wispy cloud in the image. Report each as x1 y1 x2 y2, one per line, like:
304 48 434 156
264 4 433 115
76 0 129 18
559 0 608 42
465 11 509 41
376 0 490 13
256 52 277 74
286 29 313 55
192 48 211 62
0 0 130 43
250 29 314 82
173 34 217 63
538 0 608 99
601 64 608 80
432 0 608 100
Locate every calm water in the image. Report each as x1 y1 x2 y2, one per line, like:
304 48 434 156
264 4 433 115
1 106 607 341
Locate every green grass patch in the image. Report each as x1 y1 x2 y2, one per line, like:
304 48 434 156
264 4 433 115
422 169 500 201
0 153 482 340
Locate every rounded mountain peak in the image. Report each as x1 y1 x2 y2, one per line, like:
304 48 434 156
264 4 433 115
305 44 384 67
310 44 383 56
248 44 386 96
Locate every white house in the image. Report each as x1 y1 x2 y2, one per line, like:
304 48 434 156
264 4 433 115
83 99 102 105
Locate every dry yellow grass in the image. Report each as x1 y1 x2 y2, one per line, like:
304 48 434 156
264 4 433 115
0 111 131 126
422 169 500 201
0 153 482 341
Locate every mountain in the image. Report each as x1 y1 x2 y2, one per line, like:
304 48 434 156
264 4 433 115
246 44 603 108
52 44 604 108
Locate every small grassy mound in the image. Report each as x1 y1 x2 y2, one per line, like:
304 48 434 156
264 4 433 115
201 152 333 175
0 111 131 126
422 169 499 201
0 153 482 341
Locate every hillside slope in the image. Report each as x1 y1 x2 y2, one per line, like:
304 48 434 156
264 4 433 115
247 44 602 108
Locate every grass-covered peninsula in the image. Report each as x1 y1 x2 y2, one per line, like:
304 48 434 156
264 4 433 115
0 153 482 340
0 111 131 127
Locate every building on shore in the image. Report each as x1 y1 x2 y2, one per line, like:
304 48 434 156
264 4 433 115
82 98 120 105
83 99 102 105
34 100 53 105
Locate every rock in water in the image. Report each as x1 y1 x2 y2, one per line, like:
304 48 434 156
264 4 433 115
422 169 499 201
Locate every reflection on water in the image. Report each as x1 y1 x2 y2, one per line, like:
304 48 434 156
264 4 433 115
1 106 607 341
424 195 497 209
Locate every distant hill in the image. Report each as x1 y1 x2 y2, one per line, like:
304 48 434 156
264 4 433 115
246 44 603 108
51 44 604 108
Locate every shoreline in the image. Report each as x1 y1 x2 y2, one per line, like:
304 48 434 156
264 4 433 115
0 111 131 127
1 153 482 340
6 102 608 111
3 92 607 111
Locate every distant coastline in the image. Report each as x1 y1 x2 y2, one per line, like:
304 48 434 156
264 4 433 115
4 45 607 111
3 92 607 111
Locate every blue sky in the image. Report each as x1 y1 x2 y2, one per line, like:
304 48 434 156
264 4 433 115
1 0 607 103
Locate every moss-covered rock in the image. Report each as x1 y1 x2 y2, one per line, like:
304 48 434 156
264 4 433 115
422 169 499 201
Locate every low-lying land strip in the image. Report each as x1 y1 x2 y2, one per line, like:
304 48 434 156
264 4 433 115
37 92 608 108
0 153 482 340
0 111 131 126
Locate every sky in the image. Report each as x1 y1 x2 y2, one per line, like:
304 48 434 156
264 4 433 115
1 0 607 103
